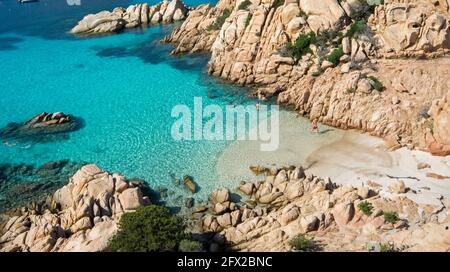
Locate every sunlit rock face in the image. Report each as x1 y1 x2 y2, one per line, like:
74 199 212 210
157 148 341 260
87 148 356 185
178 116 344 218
369 0 450 57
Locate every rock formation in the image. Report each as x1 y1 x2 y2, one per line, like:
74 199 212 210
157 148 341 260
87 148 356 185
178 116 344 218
71 0 190 35
0 112 82 141
165 0 450 155
189 165 450 252
0 164 150 252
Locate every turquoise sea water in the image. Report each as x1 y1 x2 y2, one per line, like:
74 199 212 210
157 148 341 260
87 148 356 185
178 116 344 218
0 0 254 203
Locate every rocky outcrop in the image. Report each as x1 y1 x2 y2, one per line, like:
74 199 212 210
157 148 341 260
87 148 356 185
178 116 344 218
70 0 189 35
0 112 81 141
165 0 450 155
189 165 449 252
0 164 150 252
368 0 450 58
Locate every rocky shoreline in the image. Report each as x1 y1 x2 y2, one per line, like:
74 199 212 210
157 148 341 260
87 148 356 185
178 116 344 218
0 164 150 252
1 163 448 252
164 0 450 156
71 0 190 35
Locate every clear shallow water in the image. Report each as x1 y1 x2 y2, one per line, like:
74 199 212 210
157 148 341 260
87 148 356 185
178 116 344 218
0 0 340 207
0 0 248 204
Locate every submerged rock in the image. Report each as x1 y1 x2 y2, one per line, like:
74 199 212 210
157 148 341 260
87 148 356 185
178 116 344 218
0 112 82 142
183 175 197 193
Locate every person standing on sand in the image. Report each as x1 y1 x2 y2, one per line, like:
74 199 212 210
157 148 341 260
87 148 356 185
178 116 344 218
311 119 320 134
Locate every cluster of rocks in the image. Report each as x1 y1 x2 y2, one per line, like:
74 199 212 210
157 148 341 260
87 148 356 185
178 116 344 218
0 112 81 141
0 164 149 252
0 160 84 213
70 0 190 35
188 165 449 252
165 0 450 156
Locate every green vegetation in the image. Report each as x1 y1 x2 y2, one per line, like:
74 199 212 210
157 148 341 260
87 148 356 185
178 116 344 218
284 32 317 61
298 10 306 18
345 20 366 38
245 13 253 27
327 47 344 66
383 211 399 224
107 205 187 252
179 239 203 252
357 201 373 216
207 9 231 31
238 0 252 10
380 242 401 252
312 68 323 77
271 0 285 9
346 87 356 94
288 234 316 251
367 76 385 91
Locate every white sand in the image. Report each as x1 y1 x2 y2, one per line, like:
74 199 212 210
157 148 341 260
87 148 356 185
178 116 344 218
216 111 450 206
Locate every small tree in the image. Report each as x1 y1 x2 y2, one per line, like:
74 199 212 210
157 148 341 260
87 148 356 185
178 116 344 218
107 205 186 252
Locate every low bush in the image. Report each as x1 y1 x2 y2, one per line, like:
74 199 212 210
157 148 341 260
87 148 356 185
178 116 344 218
357 201 373 216
207 9 231 31
367 76 385 91
383 211 399 224
107 205 186 252
238 0 252 10
288 234 316 251
179 239 203 252
272 0 285 9
346 20 366 38
284 32 317 61
327 47 344 66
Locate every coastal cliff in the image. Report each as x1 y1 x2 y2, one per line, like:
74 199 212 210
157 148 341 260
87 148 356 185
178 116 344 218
165 0 450 156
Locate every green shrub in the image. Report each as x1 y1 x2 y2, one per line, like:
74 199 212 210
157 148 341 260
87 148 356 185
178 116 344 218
346 20 366 38
238 0 252 10
367 76 385 91
207 9 231 31
107 205 186 252
357 201 373 216
327 47 344 66
271 0 285 9
312 68 323 77
298 10 306 18
245 13 253 27
284 32 317 61
380 243 400 252
288 234 315 251
383 211 399 224
179 239 203 252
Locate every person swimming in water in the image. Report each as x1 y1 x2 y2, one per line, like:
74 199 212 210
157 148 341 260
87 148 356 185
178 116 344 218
311 119 320 134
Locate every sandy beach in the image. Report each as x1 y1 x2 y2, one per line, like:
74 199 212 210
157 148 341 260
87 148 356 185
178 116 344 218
217 111 450 207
